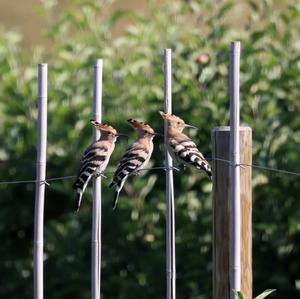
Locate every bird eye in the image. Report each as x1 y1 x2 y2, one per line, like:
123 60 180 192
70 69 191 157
177 122 180 125
144 130 147 133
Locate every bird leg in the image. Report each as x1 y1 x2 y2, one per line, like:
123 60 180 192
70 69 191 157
94 171 107 179
132 170 141 176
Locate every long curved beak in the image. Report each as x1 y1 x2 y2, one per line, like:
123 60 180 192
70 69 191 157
184 124 198 130
116 133 128 138
153 132 164 137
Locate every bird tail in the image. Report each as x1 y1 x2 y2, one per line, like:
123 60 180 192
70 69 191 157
75 191 83 213
109 181 115 188
204 162 212 180
195 159 212 180
207 170 212 180
202 165 212 180
111 176 127 210
112 190 120 210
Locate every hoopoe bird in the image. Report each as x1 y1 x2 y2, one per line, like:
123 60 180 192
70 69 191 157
109 119 157 210
159 111 212 179
73 120 118 212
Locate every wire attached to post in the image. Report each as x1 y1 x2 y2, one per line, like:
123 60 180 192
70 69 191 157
1 159 300 186
164 48 176 299
229 41 241 299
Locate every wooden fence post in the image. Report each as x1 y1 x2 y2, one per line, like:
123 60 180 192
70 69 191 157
212 126 252 299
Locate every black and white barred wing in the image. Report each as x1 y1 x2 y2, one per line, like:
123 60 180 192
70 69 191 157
74 142 109 211
169 138 212 178
109 143 150 209
110 143 150 187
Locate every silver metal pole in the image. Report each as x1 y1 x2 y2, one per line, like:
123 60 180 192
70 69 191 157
34 63 48 299
229 41 241 299
164 48 176 299
92 59 102 299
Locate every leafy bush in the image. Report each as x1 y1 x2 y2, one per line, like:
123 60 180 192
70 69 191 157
234 289 276 299
0 0 300 298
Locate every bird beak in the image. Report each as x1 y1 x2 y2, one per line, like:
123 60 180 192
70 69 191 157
116 133 128 138
153 132 164 137
184 124 198 130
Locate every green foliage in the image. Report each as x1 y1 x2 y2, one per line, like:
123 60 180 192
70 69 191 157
254 289 276 299
233 288 276 299
0 0 300 298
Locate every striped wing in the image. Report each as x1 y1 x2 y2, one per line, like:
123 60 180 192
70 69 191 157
74 143 109 191
110 143 150 188
169 137 212 177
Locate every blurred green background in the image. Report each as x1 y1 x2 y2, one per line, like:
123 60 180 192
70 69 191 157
0 0 300 298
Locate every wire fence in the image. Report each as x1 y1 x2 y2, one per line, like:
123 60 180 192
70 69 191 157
0 157 299 186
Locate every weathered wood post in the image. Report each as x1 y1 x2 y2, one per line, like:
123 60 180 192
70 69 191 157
212 126 252 299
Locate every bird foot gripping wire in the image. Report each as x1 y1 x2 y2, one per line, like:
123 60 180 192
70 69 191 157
132 170 141 176
229 162 246 169
237 163 247 169
94 172 107 179
163 166 180 172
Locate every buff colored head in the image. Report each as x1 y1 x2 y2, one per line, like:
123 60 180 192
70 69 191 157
90 120 118 137
127 118 156 137
159 111 197 133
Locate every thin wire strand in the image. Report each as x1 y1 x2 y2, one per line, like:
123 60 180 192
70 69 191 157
0 166 174 186
208 157 300 177
244 163 300 177
0 160 300 186
46 175 76 182
0 179 38 185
